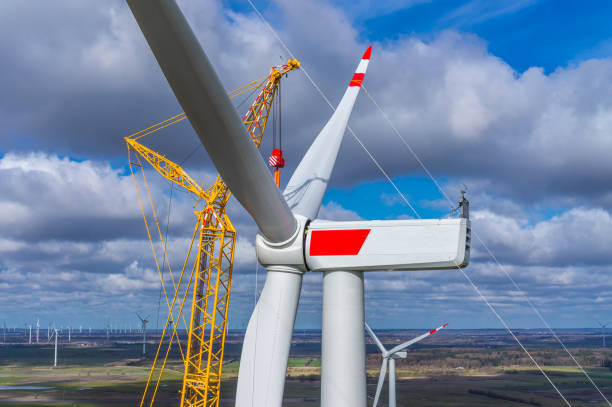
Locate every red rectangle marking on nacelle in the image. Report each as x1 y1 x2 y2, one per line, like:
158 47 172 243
309 229 371 256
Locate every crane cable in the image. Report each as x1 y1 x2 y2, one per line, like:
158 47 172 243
128 149 202 407
243 0 612 405
126 73 287 406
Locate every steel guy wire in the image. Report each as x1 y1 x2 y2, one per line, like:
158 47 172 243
361 86 612 406
244 0 592 404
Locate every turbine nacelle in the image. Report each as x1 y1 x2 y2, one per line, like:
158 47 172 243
256 217 470 272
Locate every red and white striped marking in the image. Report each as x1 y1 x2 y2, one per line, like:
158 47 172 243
268 148 284 168
429 323 449 335
349 46 372 87
268 155 280 167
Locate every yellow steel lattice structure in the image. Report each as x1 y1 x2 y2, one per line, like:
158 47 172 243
126 59 300 407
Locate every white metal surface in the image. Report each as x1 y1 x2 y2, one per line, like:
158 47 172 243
235 268 303 407
284 47 371 219
255 215 308 271
321 271 366 407
306 218 469 271
389 358 396 407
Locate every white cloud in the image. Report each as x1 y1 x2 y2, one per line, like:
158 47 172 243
471 207 612 266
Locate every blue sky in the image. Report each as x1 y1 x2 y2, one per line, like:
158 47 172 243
1 0 612 331
356 0 612 73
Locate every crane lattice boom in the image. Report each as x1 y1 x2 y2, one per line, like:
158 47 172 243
126 59 300 407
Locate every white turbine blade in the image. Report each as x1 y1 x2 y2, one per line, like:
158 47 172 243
373 358 387 407
126 0 296 243
365 322 387 353
284 46 371 219
388 323 448 355
235 270 303 407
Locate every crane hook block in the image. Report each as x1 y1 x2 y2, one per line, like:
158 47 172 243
268 148 285 168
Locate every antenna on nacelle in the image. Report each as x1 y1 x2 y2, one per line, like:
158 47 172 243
459 188 469 219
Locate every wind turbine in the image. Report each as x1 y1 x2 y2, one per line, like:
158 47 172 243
36 319 39 344
126 1 470 405
136 313 150 356
366 322 448 407
597 320 609 347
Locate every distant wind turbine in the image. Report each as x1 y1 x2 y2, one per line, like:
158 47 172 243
597 320 609 347
366 322 448 407
136 313 150 355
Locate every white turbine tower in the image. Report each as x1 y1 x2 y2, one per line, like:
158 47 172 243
597 320 609 347
36 319 39 344
126 1 470 405
136 314 150 356
53 329 58 367
28 324 32 344
366 322 448 407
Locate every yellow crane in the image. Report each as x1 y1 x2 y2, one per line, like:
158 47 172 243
126 59 300 407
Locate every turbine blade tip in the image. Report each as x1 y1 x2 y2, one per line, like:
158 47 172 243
362 45 372 60
443 323 449 328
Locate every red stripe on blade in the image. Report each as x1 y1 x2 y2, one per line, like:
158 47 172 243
309 229 370 256
429 329 437 335
349 73 365 87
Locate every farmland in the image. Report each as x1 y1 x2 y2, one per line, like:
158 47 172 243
1 329 612 406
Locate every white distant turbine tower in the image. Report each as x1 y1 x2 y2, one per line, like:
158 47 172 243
366 322 448 407
126 1 470 405
36 319 39 344
53 329 59 367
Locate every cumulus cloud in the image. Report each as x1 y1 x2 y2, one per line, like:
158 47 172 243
471 207 612 266
0 152 262 325
2 0 612 207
